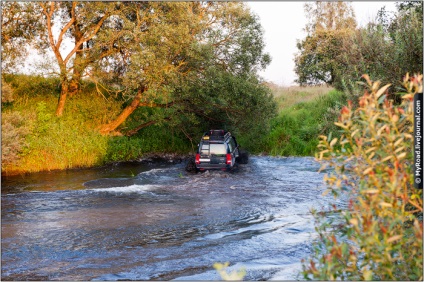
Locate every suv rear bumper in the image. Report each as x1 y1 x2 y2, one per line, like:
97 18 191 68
196 163 232 170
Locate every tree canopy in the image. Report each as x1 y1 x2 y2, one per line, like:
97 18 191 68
1 2 43 72
294 1 356 86
2 1 276 138
295 1 423 94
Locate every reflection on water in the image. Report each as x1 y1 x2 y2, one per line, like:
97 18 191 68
2 157 332 281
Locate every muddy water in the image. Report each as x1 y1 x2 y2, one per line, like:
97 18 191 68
2 156 333 280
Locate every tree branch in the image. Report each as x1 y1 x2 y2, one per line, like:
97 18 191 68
138 101 175 108
56 2 76 53
40 2 64 65
64 11 110 64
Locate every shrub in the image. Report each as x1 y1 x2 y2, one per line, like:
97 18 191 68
302 74 423 280
104 125 191 162
1 111 32 167
3 74 61 99
1 78 14 104
334 7 422 101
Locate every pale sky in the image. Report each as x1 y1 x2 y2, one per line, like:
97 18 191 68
247 1 398 86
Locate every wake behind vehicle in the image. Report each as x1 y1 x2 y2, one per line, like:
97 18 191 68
186 130 248 172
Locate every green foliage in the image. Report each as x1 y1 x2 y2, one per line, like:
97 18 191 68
302 75 423 280
3 73 60 98
295 2 356 86
336 7 423 98
295 29 353 86
262 90 345 156
1 75 194 175
1 75 109 174
1 2 44 72
105 126 190 162
207 3 271 75
3 2 272 135
14 95 111 173
295 2 423 98
35 102 53 134
177 68 277 149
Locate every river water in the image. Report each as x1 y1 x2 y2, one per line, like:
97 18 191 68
2 156 333 280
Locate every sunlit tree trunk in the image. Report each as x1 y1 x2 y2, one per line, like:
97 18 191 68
56 81 68 116
39 2 113 116
68 17 85 97
99 86 147 135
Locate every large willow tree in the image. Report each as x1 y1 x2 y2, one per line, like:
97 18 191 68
96 2 273 136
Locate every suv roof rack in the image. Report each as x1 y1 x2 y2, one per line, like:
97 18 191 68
202 129 231 141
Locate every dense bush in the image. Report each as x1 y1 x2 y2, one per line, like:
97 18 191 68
302 74 422 280
1 75 196 174
3 73 61 98
336 7 423 101
295 2 423 101
105 126 190 162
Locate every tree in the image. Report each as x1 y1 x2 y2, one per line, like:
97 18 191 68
1 2 43 72
96 2 206 135
38 1 129 116
98 2 273 136
2 2 274 138
170 67 277 141
303 1 356 33
294 1 356 86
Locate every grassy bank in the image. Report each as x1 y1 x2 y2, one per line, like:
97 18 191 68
1 75 191 175
2 75 345 175
255 85 346 156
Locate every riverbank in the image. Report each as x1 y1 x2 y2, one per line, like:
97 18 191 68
260 85 345 156
2 75 344 176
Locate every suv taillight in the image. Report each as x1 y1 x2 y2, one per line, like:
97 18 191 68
226 153 232 165
195 154 200 164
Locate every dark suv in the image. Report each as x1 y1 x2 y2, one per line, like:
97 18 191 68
186 130 248 172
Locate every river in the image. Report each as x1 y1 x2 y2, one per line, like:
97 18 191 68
2 156 333 280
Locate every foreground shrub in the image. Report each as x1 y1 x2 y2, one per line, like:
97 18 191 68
302 74 423 280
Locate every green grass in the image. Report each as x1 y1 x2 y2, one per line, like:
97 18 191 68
262 86 346 156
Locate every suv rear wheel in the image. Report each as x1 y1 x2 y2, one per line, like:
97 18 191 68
236 149 249 164
185 157 198 173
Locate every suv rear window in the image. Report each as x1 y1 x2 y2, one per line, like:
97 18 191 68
210 144 227 156
200 143 227 156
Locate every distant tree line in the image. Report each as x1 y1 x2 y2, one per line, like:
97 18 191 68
1 2 276 137
295 1 423 100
